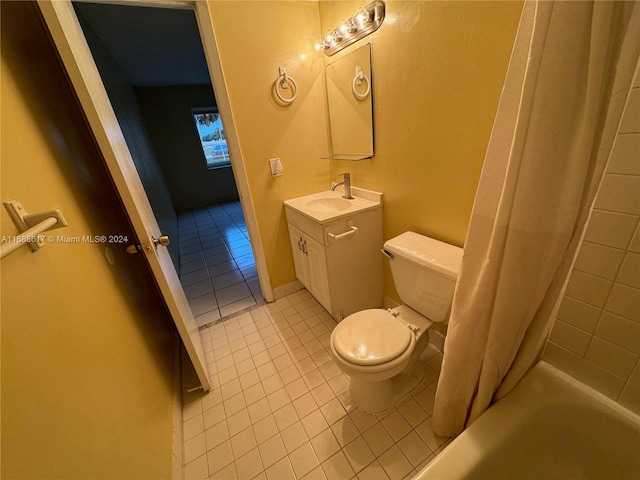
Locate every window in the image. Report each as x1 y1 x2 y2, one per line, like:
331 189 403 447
192 108 231 169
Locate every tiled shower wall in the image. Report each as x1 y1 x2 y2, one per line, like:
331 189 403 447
543 64 640 414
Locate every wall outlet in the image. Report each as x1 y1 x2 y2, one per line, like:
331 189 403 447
269 158 283 177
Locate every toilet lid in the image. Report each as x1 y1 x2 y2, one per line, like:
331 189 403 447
333 309 412 366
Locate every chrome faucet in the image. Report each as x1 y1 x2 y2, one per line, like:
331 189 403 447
331 173 353 199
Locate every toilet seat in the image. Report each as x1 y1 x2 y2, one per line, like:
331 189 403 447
332 309 413 366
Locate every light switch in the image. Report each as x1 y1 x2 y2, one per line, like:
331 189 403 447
269 158 283 177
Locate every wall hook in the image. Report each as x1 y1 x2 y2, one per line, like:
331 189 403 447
1 200 68 259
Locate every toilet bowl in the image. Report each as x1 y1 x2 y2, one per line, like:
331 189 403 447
329 231 463 414
330 305 433 413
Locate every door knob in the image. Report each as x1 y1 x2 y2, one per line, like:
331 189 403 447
152 235 170 247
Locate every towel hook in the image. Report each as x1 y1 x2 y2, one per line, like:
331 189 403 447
1 200 68 259
273 67 298 105
352 66 370 100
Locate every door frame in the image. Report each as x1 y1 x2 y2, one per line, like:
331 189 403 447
190 1 274 304
38 0 274 390
66 0 274 304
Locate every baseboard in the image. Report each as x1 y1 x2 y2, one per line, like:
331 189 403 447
272 280 303 300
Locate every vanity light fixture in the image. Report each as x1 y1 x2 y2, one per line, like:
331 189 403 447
314 1 385 56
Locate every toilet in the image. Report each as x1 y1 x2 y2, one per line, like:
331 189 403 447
329 231 463 414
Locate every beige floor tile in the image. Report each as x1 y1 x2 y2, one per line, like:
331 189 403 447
289 442 320 478
322 451 356 480
183 291 446 480
265 457 296 480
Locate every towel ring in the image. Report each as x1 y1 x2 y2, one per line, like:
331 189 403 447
274 67 298 105
352 66 370 100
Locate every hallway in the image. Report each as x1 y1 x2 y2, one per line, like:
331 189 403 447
178 200 264 326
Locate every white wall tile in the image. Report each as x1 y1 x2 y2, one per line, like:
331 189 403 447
619 88 640 133
564 271 612 308
593 174 640 216
595 311 640 354
556 296 602 333
629 223 640 253
605 283 640 322
585 337 638 378
573 242 625 280
543 342 582 377
629 361 640 386
618 382 640 415
549 320 592 356
607 134 640 175
574 359 626 400
617 252 640 288
584 210 638 249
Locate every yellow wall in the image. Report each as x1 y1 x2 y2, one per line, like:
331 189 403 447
1 3 176 478
208 1 332 289
321 1 523 298
210 1 522 296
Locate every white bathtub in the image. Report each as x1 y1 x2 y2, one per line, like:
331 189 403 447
415 361 640 480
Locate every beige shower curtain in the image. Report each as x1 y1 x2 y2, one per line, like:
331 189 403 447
433 0 640 437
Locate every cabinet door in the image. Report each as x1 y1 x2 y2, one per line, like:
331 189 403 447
288 224 310 290
305 235 331 313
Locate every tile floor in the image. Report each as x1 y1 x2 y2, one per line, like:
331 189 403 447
178 201 264 326
181 291 451 480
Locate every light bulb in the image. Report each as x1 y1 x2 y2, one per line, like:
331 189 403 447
314 41 324 52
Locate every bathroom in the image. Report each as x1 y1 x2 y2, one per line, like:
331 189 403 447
1 1 638 479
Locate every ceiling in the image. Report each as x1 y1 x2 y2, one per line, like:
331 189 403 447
74 2 211 86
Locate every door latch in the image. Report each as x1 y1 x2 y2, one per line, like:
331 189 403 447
127 235 169 254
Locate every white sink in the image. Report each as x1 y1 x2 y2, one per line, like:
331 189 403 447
305 197 353 213
284 187 382 224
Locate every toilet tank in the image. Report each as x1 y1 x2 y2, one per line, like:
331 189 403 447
383 232 463 323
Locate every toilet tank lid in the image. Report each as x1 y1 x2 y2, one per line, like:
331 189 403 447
384 231 463 279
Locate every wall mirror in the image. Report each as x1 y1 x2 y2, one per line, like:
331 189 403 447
325 43 374 160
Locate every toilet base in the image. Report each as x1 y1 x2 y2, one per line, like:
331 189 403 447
349 364 426 414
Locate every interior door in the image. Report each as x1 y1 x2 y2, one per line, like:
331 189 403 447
38 0 210 391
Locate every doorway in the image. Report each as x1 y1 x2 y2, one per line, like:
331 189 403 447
73 2 265 325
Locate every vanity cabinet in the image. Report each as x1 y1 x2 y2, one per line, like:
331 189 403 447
287 224 331 311
284 198 383 321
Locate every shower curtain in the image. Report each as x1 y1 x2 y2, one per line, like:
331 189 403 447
433 0 640 437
